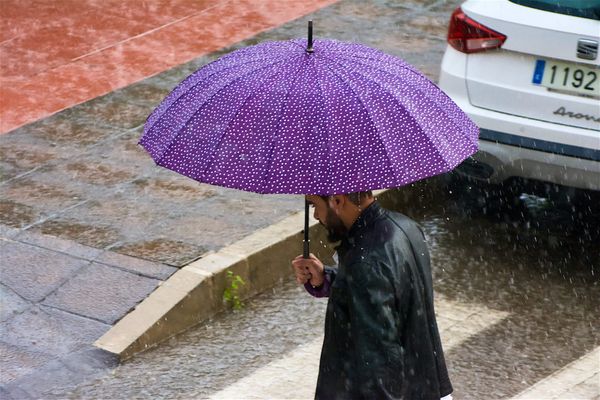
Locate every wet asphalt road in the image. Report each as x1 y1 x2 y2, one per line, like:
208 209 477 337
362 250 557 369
63 178 599 399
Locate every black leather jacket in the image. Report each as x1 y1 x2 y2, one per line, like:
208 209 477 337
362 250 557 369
312 202 452 400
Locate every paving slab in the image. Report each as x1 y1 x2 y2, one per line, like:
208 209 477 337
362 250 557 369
0 341 54 385
1 175 87 225
0 284 31 322
4 109 120 149
0 382 33 400
42 263 160 324
30 218 122 250
2 347 119 399
0 232 150 396
59 347 119 377
3 349 115 400
0 112 122 197
0 224 20 239
0 200 38 229
94 250 177 280
15 229 104 261
0 241 89 302
2 305 109 357
4 359 84 400
73 94 153 130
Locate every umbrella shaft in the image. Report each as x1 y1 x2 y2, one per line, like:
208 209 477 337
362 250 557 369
303 199 310 258
307 20 314 53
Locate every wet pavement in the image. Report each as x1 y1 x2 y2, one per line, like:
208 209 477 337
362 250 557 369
2 1 349 393
2 0 599 398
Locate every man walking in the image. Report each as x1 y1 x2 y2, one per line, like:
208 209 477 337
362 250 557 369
292 191 453 400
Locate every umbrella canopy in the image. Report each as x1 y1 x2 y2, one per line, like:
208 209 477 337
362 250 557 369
140 36 478 196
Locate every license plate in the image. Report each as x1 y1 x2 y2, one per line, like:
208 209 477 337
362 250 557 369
532 59 599 98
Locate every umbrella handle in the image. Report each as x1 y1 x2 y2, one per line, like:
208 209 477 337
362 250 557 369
303 199 310 258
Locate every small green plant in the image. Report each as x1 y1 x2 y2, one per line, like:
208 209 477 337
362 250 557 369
223 270 245 310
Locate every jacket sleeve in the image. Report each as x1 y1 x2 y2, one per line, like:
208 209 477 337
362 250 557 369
347 260 407 397
304 266 337 298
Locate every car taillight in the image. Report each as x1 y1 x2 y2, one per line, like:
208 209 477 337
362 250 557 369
447 7 506 53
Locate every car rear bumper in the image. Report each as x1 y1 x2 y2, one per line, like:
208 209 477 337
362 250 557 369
459 103 600 190
462 137 600 191
439 48 600 191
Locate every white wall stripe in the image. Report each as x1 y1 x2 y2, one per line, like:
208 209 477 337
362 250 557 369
511 347 600 400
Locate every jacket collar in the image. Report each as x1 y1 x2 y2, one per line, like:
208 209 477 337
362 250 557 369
344 201 383 243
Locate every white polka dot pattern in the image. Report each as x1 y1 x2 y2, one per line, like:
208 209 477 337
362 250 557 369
140 39 479 195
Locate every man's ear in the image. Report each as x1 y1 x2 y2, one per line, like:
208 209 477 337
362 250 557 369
329 194 345 209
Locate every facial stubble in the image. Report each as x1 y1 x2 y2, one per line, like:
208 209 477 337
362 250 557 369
324 204 347 243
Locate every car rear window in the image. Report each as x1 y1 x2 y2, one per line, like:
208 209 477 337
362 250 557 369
509 0 600 20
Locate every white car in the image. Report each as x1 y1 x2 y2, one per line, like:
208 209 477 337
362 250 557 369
439 0 600 193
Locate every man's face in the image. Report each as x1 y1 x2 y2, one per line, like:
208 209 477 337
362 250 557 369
306 195 347 243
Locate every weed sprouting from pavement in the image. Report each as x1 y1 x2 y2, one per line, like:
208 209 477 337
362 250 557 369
223 270 246 310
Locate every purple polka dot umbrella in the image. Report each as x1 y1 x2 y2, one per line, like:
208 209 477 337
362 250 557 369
140 22 479 256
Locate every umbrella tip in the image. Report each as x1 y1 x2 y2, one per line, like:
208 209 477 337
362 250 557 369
306 20 314 54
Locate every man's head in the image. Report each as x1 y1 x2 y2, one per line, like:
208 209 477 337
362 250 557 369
306 191 374 243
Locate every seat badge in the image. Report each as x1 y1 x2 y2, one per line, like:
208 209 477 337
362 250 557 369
577 39 598 60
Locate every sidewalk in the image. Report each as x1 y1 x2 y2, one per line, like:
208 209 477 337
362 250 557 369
1 1 336 397
0 229 176 398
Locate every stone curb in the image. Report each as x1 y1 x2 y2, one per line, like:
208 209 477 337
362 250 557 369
94 189 391 360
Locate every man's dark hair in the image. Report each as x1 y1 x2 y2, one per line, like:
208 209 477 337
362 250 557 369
320 191 373 206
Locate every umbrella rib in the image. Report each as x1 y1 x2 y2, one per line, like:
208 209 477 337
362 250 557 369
350 62 460 169
325 52 476 149
322 48 419 73
312 60 335 195
148 56 289 159
323 51 427 90
148 58 265 124
196 58 296 181
319 53 453 170
259 55 306 193
315 55 403 179
154 58 289 166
